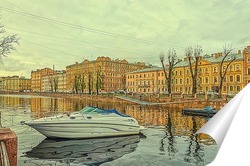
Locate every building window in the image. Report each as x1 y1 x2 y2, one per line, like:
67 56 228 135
175 79 178 84
236 65 240 71
186 70 189 74
176 71 178 76
237 86 240 91
230 65 233 71
223 86 226 91
214 77 217 83
205 77 209 83
187 78 189 84
230 86 233 91
180 79 182 84
230 76 233 82
180 71 182 75
214 67 217 73
205 68 208 73
248 68 250 75
248 57 250 62
236 75 240 82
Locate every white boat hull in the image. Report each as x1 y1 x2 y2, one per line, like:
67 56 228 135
25 118 141 138
24 106 144 139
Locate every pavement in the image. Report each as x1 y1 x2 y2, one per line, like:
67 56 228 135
115 95 161 105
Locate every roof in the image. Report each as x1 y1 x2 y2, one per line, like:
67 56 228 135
128 67 163 74
175 53 243 68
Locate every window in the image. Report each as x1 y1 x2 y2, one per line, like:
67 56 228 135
237 86 240 91
223 86 226 91
186 70 189 74
236 65 240 71
230 76 233 82
248 57 250 62
230 65 233 71
248 68 250 75
187 78 189 84
205 68 208 73
230 86 233 91
223 66 226 72
180 79 182 84
176 79 178 84
180 71 182 75
176 71 178 75
214 77 217 83
205 77 209 83
236 75 240 82
214 67 217 72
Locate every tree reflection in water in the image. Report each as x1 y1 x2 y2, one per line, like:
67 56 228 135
184 116 205 165
159 109 178 159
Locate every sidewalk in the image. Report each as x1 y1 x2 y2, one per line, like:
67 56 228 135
116 96 161 105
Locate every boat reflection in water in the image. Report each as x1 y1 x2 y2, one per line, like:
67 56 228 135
25 135 141 165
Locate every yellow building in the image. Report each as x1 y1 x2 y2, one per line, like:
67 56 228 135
126 48 247 94
31 68 55 92
42 70 66 92
66 56 149 93
0 76 31 92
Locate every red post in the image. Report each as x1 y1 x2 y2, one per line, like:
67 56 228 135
0 128 17 166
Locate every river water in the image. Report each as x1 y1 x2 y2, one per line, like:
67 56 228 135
0 94 217 166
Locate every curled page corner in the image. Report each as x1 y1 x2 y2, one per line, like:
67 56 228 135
195 83 250 165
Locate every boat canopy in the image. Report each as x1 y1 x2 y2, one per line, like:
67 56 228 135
80 106 130 117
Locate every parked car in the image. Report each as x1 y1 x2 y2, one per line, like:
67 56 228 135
206 90 218 96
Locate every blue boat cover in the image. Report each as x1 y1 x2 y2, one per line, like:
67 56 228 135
80 106 130 117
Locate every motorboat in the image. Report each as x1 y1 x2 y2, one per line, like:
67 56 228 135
25 135 140 165
182 106 217 117
22 106 144 139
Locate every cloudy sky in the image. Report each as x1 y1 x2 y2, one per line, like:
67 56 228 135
0 0 249 78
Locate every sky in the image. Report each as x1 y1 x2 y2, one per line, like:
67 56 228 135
0 0 249 78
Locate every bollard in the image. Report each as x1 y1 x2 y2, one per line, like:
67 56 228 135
0 128 17 166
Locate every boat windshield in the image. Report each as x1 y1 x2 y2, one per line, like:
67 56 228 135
79 106 130 117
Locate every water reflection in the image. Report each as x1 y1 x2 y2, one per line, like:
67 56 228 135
25 135 140 165
0 95 217 165
184 116 205 165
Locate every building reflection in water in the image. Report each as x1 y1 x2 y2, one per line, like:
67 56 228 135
1 95 216 165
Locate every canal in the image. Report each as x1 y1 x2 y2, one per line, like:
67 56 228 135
0 94 217 166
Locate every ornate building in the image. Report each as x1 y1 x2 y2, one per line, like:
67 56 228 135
66 56 149 93
126 46 249 94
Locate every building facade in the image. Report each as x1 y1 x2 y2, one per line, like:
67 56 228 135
243 46 250 84
42 70 66 92
126 47 249 94
31 68 55 92
66 56 149 93
0 76 31 92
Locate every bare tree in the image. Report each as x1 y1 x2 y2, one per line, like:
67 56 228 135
159 49 179 95
96 67 102 95
79 74 86 94
88 73 93 95
48 76 54 92
185 45 203 95
53 76 58 92
0 22 19 64
218 44 235 97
